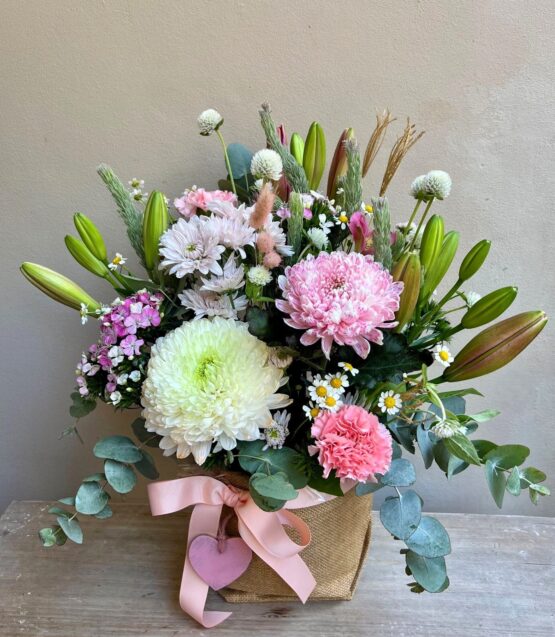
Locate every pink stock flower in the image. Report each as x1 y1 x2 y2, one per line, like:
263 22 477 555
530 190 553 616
174 188 237 219
276 251 403 358
310 405 393 482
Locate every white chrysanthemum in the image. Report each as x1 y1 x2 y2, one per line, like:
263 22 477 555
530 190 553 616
179 287 247 320
197 109 223 135
202 214 255 259
159 217 225 278
251 149 283 181
465 291 481 307
248 265 272 286
201 256 245 293
307 227 329 249
141 318 291 464
425 170 452 200
410 174 429 200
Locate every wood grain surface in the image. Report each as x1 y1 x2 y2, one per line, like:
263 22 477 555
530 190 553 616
0 501 553 636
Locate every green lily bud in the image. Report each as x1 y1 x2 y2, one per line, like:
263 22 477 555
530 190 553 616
419 215 444 272
461 286 518 329
21 262 102 312
326 127 354 199
443 311 547 382
143 191 170 273
420 231 460 302
73 213 107 262
303 122 326 191
459 239 491 282
64 235 111 278
392 252 421 332
290 133 304 165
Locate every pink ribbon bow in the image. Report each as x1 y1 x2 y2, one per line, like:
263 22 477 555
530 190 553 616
148 475 332 628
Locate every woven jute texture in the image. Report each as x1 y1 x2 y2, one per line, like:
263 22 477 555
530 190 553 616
177 461 373 602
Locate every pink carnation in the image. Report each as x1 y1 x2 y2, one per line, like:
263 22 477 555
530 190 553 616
311 405 393 482
174 188 237 218
276 251 403 358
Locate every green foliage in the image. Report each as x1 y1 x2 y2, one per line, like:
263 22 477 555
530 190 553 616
134 450 159 480
380 458 416 487
75 482 109 515
405 516 451 558
485 460 507 508
405 551 448 593
370 197 392 270
287 192 304 261
227 143 254 180
104 459 137 494
380 490 421 540
57 515 83 544
93 435 142 463
444 434 481 466
237 440 308 489
69 391 96 419
131 418 159 447
250 472 298 501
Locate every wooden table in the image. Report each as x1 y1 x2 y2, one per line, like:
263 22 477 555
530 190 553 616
0 502 553 636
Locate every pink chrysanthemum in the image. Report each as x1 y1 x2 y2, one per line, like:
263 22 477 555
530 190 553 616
311 405 393 482
174 188 237 218
276 251 403 358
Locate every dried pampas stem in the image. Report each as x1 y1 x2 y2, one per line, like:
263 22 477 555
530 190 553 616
362 109 396 177
379 119 425 196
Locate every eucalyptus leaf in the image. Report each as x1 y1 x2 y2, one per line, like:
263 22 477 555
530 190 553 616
405 516 451 558
433 441 450 474
444 434 481 466
391 439 402 460
53 525 68 546
484 445 530 470
485 459 507 508
466 409 500 423
69 391 96 419
48 506 72 518
506 467 521 496
355 481 384 495
447 454 468 479
58 497 75 506
429 396 466 418
406 551 448 593
249 481 286 512
250 471 298 501
57 515 83 544
387 420 416 454
75 481 109 515
95 504 113 519
416 425 434 469
520 467 547 486
227 143 254 179
529 484 550 496
308 470 343 496
104 459 137 494
39 527 58 548
380 458 416 487
380 490 421 540
94 435 142 463
82 473 105 483
238 440 308 489
131 418 159 447
134 450 159 480
472 439 498 460
437 388 483 399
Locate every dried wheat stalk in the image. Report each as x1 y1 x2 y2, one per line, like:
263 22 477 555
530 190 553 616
362 109 396 177
379 119 425 196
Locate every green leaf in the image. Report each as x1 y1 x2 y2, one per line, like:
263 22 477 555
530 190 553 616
82 472 105 483
466 409 500 423
416 425 434 469
484 445 530 469
529 484 550 496
444 434 481 466
69 391 96 419
437 388 483 399
57 516 83 544
405 516 451 558
520 467 547 486
433 441 450 473
380 458 416 487
131 418 159 447
307 469 343 496
249 480 286 512
104 459 137 494
447 455 468 479
238 440 308 489
380 490 422 540
48 506 72 518
58 497 75 506
429 396 466 418
506 467 521 496
406 551 448 593
250 472 298 501
227 143 254 179
75 481 109 515
39 527 58 548
391 439 402 460
93 435 142 463
95 504 113 519
115 274 159 293
485 459 507 508
529 488 539 504
355 481 384 495
350 333 433 390
52 525 68 546
134 450 159 480
472 439 498 459
387 420 416 454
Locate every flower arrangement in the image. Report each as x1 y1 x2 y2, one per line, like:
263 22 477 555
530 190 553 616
22 103 549 621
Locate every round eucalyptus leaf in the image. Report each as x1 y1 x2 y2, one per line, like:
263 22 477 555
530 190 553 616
134 450 159 480
75 481 109 515
405 516 451 558
93 435 142 463
379 490 421 540
406 550 448 593
57 516 83 544
250 471 298 501
380 458 416 487
95 504 113 519
105 459 137 494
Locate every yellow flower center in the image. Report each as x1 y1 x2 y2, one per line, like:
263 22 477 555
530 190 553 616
325 396 337 407
365 204 373 213
330 378 342 389
112 255 122 265
439 350 450 362
343 363 353 371
315 385 327 397
339 214 348 223
310 407 320 419
384 396 397 409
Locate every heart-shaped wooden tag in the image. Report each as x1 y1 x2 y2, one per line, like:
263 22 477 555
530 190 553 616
188 534 253 590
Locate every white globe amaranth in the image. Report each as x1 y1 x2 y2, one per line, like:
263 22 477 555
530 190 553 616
410 174 429 200
250 148 283 181
197 109 223 136
247 265 272 286
141 317 291 464
425 170 452 200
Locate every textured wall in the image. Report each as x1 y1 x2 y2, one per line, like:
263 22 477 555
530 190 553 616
1 0 554 516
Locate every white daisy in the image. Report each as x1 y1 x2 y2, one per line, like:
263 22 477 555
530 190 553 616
339 362 359 376
108 253 127 271
128 178 144 190
200 255 245 293
325 372 349 392
335 210 349 229
378 390 402 415
434 343 454 367
302 403 321 421
80 303 89 325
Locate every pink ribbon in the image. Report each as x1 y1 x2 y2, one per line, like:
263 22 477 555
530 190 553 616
148 476 332 627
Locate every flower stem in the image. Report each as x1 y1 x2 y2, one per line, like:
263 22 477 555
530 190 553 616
408 198 434 251
401 200 422 242
216 130 237 196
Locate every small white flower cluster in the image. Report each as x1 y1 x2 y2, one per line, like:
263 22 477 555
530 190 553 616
308 213 334 249
247 265 272 286
251 149 283 182
262 410 291 450
432 419 467 440
128 178 148 203
411 170 452 201
303 362 359 421
197 109 223 136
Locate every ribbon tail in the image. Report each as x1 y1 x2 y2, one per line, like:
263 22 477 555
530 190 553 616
179 503 231 628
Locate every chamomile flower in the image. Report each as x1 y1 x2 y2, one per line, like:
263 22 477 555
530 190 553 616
131 189 148 203
363 203 373 214
335 210 349 229
378 390 402 415
434 343 454 367
308 375 331 402
339 362 359 376
318 213 334 235
325 372 349 392
108 253 127 271
303 403 321 421
80 303 89 325
321 394 342 412
128 178 145 190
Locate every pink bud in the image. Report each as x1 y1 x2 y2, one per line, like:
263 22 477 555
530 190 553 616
348 211 371 253
256 231 276 254
263 251 282 269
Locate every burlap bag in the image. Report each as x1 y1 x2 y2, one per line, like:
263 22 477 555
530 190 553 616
178 461 372 602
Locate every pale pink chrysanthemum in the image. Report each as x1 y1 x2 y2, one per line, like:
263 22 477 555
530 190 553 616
174 188 237 218
276 251 402 358
202 214 256 259
310 405 393 482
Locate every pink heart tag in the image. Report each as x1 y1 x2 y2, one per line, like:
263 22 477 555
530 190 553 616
188 534 253 590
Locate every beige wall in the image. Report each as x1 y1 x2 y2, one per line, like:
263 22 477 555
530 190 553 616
1 0 554 516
